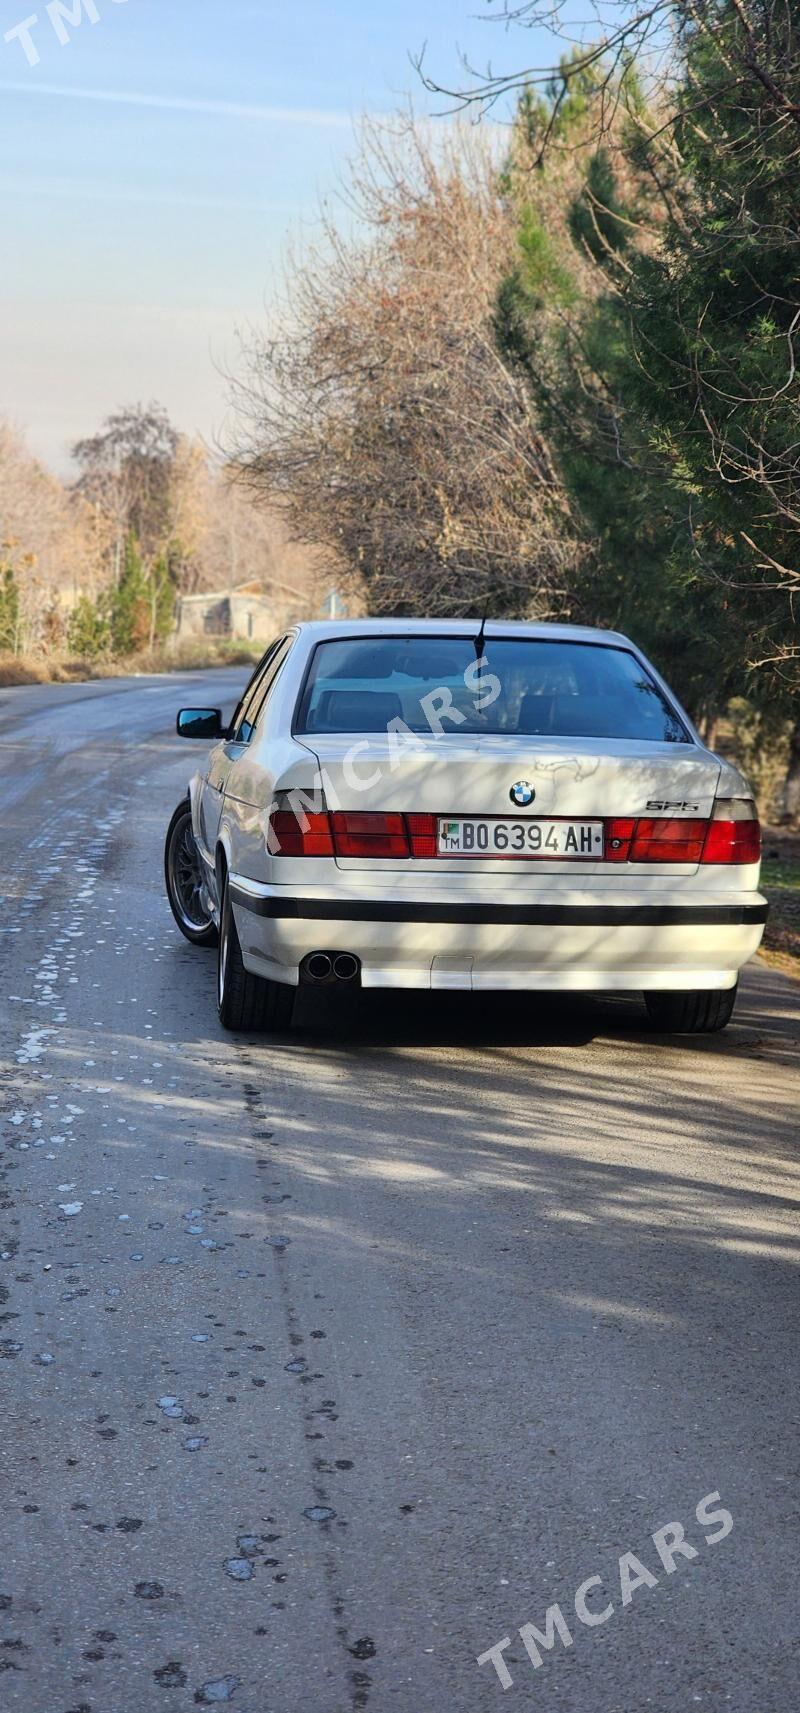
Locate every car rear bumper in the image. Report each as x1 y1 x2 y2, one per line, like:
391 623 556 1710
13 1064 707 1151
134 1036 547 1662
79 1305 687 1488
229 878 767 992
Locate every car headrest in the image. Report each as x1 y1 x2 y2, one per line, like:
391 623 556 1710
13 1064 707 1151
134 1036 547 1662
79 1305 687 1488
310 689 404 732
517 693 555 734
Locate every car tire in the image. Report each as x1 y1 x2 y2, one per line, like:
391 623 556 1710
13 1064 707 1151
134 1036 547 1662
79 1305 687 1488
217 877 295 1033
644 984 738 1034
165 800 218 947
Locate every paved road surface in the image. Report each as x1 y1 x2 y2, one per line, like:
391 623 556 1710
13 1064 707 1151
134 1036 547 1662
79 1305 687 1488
1 672 798 1713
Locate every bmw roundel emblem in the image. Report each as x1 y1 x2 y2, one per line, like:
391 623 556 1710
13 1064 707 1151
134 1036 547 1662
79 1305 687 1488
510 780 535 807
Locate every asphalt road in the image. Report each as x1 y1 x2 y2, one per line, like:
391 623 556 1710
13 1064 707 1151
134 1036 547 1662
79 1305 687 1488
1 671 798 1713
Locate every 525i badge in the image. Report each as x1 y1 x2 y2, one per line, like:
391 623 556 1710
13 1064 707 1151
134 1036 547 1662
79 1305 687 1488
646 799 701 813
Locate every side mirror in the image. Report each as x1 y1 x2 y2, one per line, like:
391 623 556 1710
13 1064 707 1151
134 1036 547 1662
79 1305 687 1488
176 708 224 740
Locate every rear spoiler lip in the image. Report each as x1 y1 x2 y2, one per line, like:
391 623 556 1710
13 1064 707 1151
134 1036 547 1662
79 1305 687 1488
229 886 767 928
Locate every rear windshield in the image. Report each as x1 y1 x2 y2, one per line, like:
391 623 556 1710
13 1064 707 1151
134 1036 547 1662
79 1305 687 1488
296 636 689 743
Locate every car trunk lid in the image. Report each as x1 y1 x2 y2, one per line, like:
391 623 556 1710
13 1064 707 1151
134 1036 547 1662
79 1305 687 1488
301 734 722 874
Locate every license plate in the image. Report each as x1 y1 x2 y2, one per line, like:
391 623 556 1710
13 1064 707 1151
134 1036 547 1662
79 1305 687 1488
437 818 604 858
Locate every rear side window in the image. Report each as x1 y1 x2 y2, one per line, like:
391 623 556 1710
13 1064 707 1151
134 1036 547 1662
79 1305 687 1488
231 636 293 743
230 639 285 742
296 637 689 743
245 636 294 737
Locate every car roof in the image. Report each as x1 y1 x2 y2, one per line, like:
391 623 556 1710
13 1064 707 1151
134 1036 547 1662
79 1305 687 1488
293 618 634 648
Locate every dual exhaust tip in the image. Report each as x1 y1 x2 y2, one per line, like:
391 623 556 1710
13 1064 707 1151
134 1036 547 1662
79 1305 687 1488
301 950 361 987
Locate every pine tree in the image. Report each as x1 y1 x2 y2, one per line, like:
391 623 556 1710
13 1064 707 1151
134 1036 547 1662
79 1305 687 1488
110 532 151 655
147 547 179 648
495 17 799 720
614 0 800 693
67 595 110 659
0 564 21 653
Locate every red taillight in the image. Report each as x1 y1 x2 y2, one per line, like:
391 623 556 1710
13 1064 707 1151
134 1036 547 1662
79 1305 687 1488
267 809 415 858
331 812 409 858
406 813 437 858
630 818 708 863
621 802 760 864
267 803 760 865
701 807 761 864
268 809 334 856
605 818 635 861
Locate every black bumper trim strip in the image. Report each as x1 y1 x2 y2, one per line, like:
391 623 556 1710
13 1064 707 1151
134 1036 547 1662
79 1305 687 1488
229 887 768 928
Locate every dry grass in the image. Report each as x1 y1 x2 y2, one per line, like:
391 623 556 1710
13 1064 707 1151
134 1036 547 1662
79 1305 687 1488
0 639 261 689
0 657 58 686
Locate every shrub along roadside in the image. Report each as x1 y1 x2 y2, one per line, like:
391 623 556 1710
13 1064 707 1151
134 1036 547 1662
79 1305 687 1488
0 637 261 688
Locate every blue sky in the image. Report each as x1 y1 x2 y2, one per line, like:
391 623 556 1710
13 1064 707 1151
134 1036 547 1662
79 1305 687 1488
0 0 545 471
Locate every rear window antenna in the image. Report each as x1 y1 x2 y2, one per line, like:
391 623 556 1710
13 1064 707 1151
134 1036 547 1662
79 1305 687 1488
474 607 489 663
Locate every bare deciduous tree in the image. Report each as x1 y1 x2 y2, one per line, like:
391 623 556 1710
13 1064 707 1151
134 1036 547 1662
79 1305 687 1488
0 417 321 656
231 116 584 618
0 421 108 651
72 402 180 577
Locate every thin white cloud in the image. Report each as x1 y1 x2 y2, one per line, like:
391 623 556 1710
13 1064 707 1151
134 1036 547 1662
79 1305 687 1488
0 79 356 127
